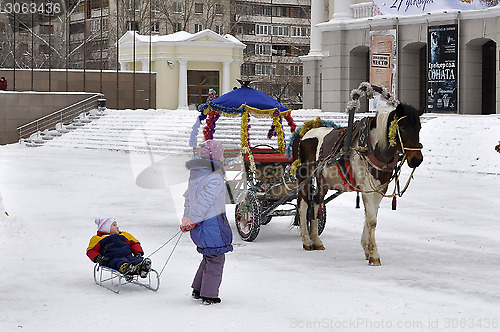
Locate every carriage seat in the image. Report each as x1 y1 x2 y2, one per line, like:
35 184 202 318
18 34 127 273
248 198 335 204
243 149 292 163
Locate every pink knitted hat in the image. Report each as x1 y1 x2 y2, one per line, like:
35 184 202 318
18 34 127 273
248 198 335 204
198 140 224 160
95 218 115 234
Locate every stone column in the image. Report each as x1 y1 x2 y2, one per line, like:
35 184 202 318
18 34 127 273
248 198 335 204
178 59 188 110
222 60 231 94
309 0 324 56
333 0 353 19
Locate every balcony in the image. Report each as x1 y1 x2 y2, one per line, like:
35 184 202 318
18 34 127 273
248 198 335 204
351 2 373 19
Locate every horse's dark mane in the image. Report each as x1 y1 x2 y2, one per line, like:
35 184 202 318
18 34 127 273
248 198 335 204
399 103 421 126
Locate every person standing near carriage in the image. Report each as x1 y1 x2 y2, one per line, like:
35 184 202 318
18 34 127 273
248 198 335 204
206 88 217 103
0 77 7 91
180 139 233 305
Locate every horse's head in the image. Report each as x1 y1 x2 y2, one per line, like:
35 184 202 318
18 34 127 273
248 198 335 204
393 104 424 168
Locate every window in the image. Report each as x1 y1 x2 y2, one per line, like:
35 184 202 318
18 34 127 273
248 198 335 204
70 22 85 34
255 5 272 16
215 4 223 15
288 65 303 76
292 26 310 37
151 22 160 33
127 0 136 11
195 3 203 14
39 44 51 55
151 0 160 15
215 25 224 35
272 6 286 17
241 63 255 76
255 44 271 56
272 26 289 37
194 24 203 33
173 2 182 13
126 21 139 31
172 22 182 32
255 64 274 76
255 24 271 36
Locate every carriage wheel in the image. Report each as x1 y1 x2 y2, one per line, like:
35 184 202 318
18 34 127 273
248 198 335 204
317 204 327 236
235 191 261 242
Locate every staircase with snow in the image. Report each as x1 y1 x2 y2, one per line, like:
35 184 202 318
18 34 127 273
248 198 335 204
42 109 356 155
40 109 500 175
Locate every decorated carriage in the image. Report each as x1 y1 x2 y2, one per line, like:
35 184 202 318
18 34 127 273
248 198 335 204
192 82 423 259
192 84 328 242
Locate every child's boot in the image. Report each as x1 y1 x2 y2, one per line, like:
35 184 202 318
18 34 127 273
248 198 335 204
202 297 221 305
139 258 152 278
119 263 130 274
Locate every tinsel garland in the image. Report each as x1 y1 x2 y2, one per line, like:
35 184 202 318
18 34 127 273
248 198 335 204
290 159 302 177
203 111 220 141
285 117 340 158
284 114 297 133
267 125 276 139
388 119 399 147
272 109 285 153
240 112 256 174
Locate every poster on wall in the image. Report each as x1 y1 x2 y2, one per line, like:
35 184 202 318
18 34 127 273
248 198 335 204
373 0 499 16
370 30 397 96
427 24 458 112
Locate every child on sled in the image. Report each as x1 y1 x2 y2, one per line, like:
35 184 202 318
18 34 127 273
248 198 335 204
86 218 152 279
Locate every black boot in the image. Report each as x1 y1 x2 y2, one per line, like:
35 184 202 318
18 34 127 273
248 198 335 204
202 297 221 305
192 289 201 299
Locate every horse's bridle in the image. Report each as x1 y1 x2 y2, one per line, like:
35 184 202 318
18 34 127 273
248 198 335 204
394 115 424 153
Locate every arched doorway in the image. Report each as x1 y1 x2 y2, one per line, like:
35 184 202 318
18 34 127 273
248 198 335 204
400 42 427 110
464 38 496 114
482 40 496 115
349 46 370 111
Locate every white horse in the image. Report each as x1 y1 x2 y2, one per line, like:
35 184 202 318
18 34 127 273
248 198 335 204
291 103 424 265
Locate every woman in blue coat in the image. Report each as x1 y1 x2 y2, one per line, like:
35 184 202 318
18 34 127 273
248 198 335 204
181 139 233 305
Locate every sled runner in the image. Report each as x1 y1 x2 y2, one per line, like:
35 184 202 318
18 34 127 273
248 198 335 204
93 264 160 293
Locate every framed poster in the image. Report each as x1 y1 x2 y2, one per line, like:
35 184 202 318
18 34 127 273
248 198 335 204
427 24 458 112
370 30 397 95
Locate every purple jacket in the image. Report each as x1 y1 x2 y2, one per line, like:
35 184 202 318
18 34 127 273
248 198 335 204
184 159 233 255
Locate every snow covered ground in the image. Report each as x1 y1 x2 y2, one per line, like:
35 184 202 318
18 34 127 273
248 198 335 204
0 112 499 331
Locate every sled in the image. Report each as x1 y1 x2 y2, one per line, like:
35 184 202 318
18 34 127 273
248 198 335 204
93 264 160 293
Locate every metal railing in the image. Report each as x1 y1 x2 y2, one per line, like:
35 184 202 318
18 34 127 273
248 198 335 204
17 93 104 141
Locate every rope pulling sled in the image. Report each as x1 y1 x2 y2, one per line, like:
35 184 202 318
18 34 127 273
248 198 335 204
93 230 183 293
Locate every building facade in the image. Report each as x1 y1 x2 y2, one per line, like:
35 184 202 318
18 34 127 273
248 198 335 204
232 0 312 108
302 0 500 115
118 30 244 109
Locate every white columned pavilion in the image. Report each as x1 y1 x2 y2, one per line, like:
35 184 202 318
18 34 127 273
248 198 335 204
222 60 231 94
178 59 188 110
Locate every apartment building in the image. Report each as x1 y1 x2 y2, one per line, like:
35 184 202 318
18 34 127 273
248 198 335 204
232 0 311 108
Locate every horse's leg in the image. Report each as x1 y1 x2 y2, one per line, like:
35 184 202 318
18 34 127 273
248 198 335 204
310 177 326 250
297 166 314 251
360 192 384 265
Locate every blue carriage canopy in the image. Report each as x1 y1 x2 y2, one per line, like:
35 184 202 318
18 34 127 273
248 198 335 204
199 86 289 115
190 86 297 155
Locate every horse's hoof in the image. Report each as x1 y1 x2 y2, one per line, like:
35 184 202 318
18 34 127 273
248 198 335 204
364 253 369 260
313 244 325 250
368 257 381 266
303 244 313 251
